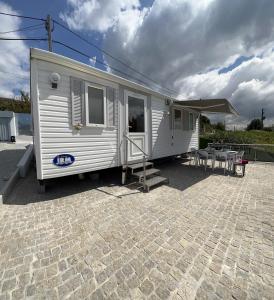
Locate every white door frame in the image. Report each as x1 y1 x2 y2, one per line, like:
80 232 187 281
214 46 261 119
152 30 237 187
125 90 148 162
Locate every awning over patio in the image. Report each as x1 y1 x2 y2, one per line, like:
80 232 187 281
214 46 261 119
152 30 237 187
173 98 239 116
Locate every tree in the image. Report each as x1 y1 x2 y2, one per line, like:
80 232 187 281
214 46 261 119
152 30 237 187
200 115 211 133
20 90 30 102
214 122 225 131
0 97 31 113
200 115 211 125
246 119 263 131
261 108 265 127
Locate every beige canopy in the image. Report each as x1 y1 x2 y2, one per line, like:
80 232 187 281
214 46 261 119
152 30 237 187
173 98 239 116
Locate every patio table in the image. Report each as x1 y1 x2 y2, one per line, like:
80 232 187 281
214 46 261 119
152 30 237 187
199 149 240 173
210 150 239 173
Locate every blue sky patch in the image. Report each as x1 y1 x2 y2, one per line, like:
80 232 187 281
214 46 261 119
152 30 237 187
218 55 254 74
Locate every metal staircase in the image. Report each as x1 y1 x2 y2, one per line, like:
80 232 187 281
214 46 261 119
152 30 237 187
123 134 168 192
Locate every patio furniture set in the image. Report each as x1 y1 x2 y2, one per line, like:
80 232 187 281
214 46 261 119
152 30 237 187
188 146 248 176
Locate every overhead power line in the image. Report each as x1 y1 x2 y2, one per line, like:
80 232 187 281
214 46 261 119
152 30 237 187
0 37 47 41
0 36 174 95
52 40 172 94
53 19 177 96
0 10 177 95
0 23 44 34
0 11 45 21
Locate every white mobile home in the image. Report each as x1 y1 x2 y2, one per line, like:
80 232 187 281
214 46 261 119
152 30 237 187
30 48 237 191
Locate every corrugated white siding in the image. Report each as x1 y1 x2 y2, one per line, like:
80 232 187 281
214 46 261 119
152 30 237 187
151 96 199 159
35 60 119 179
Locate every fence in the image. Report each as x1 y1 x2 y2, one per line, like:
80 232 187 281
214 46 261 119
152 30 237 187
208 143 274 162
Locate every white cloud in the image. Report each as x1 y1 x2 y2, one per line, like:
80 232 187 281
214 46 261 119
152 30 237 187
61 0 274 126
178 52 274 126
60 0 140 33
89 56 97 67
0 1 29 98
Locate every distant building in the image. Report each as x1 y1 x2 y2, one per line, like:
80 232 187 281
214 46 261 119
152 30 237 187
0 111 17 141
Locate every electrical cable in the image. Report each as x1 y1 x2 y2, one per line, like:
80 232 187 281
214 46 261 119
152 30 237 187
53 40 172 94
53 19 177 96
0 11 45 21
0 23 44 34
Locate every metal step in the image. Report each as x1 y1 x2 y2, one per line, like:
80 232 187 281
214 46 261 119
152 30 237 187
132 168 160 178
128 161 153 170
144 176 168 191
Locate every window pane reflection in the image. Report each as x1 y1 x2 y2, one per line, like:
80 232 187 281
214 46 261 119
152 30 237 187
88 86 104 124
128 96 144 132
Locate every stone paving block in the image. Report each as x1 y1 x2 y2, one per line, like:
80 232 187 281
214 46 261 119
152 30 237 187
1 278 16 293
90 289 105 300
127 274 141 289
117 282 130 298
155 285 170 299
232 286 247 300
139 279 154 296
101 277 117 297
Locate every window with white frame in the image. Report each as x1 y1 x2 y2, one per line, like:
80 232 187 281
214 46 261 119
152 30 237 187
174 109 182 129
86 84 106 126
189 112 194 130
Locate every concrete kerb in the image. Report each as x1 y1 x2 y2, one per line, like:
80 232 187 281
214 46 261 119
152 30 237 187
17 144 34 177
0 144 33 204
0 168 20 203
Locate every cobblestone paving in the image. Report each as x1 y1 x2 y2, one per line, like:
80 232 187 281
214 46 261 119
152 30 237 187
0 161 274 299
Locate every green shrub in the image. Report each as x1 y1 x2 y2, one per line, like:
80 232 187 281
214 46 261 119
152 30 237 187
200 130 274 145
199 137 212 148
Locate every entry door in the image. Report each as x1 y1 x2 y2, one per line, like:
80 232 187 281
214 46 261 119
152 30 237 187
125 91 148 162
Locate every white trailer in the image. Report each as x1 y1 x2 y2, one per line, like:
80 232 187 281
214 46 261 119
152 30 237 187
30 48 237 191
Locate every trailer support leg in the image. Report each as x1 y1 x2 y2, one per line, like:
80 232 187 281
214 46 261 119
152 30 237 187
38 180 46 193
122 167 127 185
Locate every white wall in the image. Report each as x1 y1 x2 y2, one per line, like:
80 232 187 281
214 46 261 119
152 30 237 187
151 96 199 159
33 59 119 180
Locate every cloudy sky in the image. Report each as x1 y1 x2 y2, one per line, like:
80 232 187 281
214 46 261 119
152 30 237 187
1 0 274 127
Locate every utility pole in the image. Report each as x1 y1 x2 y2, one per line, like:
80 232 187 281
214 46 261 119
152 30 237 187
261 108 265 128
45 14 53 52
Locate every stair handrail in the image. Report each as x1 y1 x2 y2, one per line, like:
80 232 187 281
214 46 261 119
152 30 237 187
123 133 148 157
123 133 148 190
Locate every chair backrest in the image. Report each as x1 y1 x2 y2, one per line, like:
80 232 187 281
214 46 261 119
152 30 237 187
198 150 208 158
190 148 197 154
216 151 228 159
236 151 244 161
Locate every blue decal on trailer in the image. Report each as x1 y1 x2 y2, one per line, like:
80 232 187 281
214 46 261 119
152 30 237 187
53 154 75 167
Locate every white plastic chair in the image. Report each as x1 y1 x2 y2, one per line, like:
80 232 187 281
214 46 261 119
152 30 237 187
189 148 198 166
198 150 209 171
235 151 244 162
214 151 229 174
233 151 245 175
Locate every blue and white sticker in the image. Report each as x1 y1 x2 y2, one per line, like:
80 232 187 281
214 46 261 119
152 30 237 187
53 154 75 167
